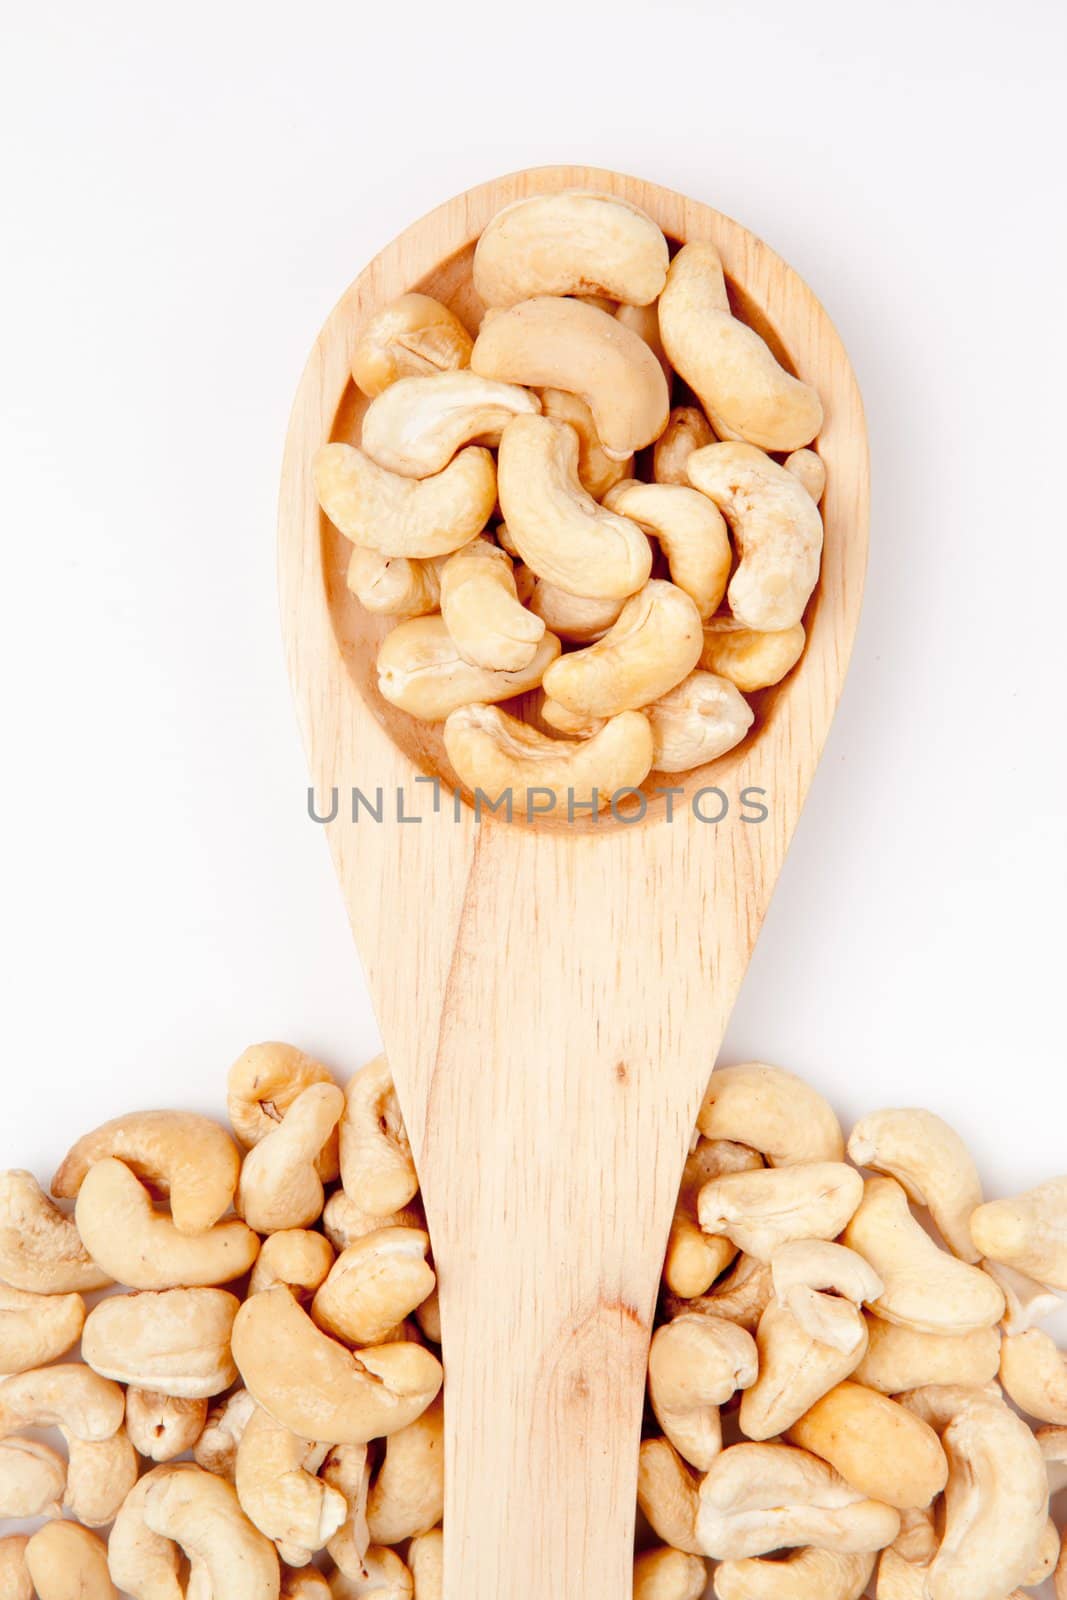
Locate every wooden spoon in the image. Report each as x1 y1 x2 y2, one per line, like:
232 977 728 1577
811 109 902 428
279 165 868 1599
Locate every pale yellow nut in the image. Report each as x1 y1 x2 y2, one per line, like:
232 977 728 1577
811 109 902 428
473 189 669 308
786 1381 948 1510
228 1041 340 1181
665 1139 761 1299
646 671 754 773
65 1425 139 1526
982 1258 1064 1334
444 702 654 812
236 1081 345 1233
232 1286 442 1446
0 1536 32 1600
322 1190 424 1253
0 1168 112 1294
439 539 546 671
1026 1517 1062 1586
283 1568 333 1600
697 1440 900 1561
249 1228 336 1298
529 581 624 645
654 405 716 486
107 1465 185 1600
666 1253 774 1332
0 1436 66 1517
366 1393 444 1545
497 414 652 600
81 1287 239 1398
999 1327 1067 1423
604 481 731 620
312 1226 436 1347
851 1315 1002 1394
714 1548 875 1600
52 1110 241 1235
697 1062 845 1165
848 1107 984 1262
193 1386 256 1481
408 1528 443 1600
538 387 632 498
770 1239 885 1320
351 293 472 399
323 1442 371 1582
377 613 560 722
688 442 823 632
970 1175 1067 1288
842 1176 1006 1334
0 1281 85 1375
235 1403 347 1566
540 698 606 738
739 1299 868 1441
314 442 496 558
700 617 806 693
659 242 823 450
616 298 672 381
0 1360 124 1439
330 1545 413 1599
415 1285 441 1345
543 580 703 720
637 1436 704 1555
339 1055 418 1218
634 1546 707 1600
346 547 443 619
699 1163 863 1262
785 448 827 503
472 298 670 458
360 371 540 478
142 1463 280 1600
74 1158 259 1289
25 1521 117 1600
649 1313 758 1469
125 1387 209 1462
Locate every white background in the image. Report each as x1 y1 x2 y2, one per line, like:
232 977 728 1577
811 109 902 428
1 0 1065 1570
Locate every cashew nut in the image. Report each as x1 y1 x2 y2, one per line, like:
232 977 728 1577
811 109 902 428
497 415 652 600
339 1056 418 1217
1027 1516 1063 1585
890 1504 938 1565
603 481 731 620
232 1285 442 1444
700 618 807 693
697 1063 846 1165
658 242 822 450
312 1226 435 1346
0 1537 31 1600
142 1463 280 1599
970 1175 1067 1289
665 1139 762 1299
0 1168 112 1293
875 1548 932 1600
667 1253 774 1333
999 1327 1067 1423
648 1313 758 1469
634 1546 708 1600
538 387 632 498
366 1393 444 1544
0 1436 66 1516
249 1228 336 1299
74 1157 259 1289
439 539 545 671
472 298 669 458
847 1107 984 1262
82 1287 239 1397
697 1441 900 1560
346 547 443 619
785 1381 948 1510
126 1387 209 1461
714 1549 875 1600
528 581 624 645
408 1528 443 1600
654 405 716 487
616 299 672 382
323 1190 424 1252
25 1521 117 1600
841 1176 1005 1334
193 1386 257 1481
314 443 496 558
542 580 703 719
646 671 755 772
785 448 827 503
283 1570 333 1600
52 1110 241 1235
360 372 539 479
351 294 473 398
228 1041 340 1180
982 1258 1064 1334
0 1360 125 1440
66 1424 140 1526
472 190 668 309
237 1081 345 1233
688 441 823 631
771 1239 884 1319
377 613 560 722
1039 1424 1067 1496
739 1298 868 1441
234 1402 347 1566
330 1545 413 1599
444 702 654 809
698 1163 863 1262
637 1436 703 1556
323 1443 371 1581
852 1315 1002 1394
0 1281 85 1375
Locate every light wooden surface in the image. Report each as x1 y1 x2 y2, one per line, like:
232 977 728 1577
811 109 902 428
278 165 869 1600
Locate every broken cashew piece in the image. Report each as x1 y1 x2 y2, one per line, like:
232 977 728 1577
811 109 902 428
228 1042 340 1180
143 1463 280 1600
999 1327 1067 1424
970 1175 1067 1289
444 703 654 811
25 1521 117 1600
52 1110 240 1235
852 1316 1002 1394
697 1063 845 1165
698 1163 863 1262
0 1168 112 1293
125 1387 209 1461
312 1226 436 1347
351 294 472 398
81 1287 239 1397
659 242 822 450
314 442 496 558
542 580 703 719
637 1436 704 1556
0 1281 85 1375
366 1394 444 1545
377 613 560 722
234 1403 347 1567
847 1107 984 1262
249 1228 336 1299
786 1381 949 1510
538 387 632 499
700 618 806 693
654 405 716 487
648 1313 758 1470
714 1548 874 1600
339 1055 418 1218
439 539 545 671
603 481 731 620
473 298 669 458
645 671 754 773
634 1546 707 1600
360 371 539 478
236 1081 345 1233
665 1139 761 1299
473 190 668 309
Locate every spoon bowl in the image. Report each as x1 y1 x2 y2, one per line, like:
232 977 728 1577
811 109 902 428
279 165 868 1598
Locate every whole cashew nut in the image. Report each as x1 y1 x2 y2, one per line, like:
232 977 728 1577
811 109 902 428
351 294 473 399
700 618 807 693
0 1282 85 1375
81 1287 239 1397
443 703 654 811
852 1316 1002 1394
236 1081 345 1233
739 1299 868 1441
228 1042 340 1180
125 1387 209 1461
314 443 496 558
249 1228 336 1299
698 1164 864 1262
528 580 625 645
313 1227 436 1347
346 547 443 619
603 481 731 620
847 1108 984 1263
542 580 703 720
654 405 716 487
65 1425 140 1526
0 1436 66 1517
785 1381 949 1511
634 1546 708 1600
648 1313 758 1469
439 540 546 671
472 190 669 309
970 1176 1067 1289
25 1521 117 1600
142 1463 280 1600
999 1328 1067 1424
377 614 560 722
665 1139 762 1299
366 1393 444 1545
770 1240 884 1320
538 388 632 499
714 1548 875 1600
234 1403 347 1566
637 1436 703 1556
697 1063 846 1165
339 1056 418 1218
0 1168 112 1293
0 1361 125 1440
360 372 539 478
645 672 755 773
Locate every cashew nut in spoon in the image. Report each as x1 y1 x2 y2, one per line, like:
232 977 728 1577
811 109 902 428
25 1521 117 1600
249 1227 336 1298
852 1315 1002 1393
538 386 632 498
234 1403 347 1566
785 448 827 503
603 480 731 620
330 1544 414 1599
443 703 654 811
314 442 496 558
665 1139 762 1299
228 1041 341 1180
542 580 703 720
634 1545 708 1600
654 405 716 486
739 1297 869 1441
472 298 669 458
0 1281 85 1374
360 371 540 478
697 1063 846 1164
658 241 823 450
439 539 546 671
142 1462 280 1599
970 1175 1067 1288
347 546 444 619
236 1081 345 1233
785 1380 948 1510
645 671 754 772
0 1436 66 1517
714 1548 875 1600
847 1107 984 1262
982 1258 1064 1334
376 613 560 722
125 1387 209 1461
637 1436 704 1555
351 293 473 398
312 1226 436 1346
193 1386 257 1481
74 1157 259 1288
472 190 669 309
700 618 807 693
648 1313 758 1469
366 1393 444 1544
0 1168 112 1292
528 580 624 645
339 1055 418 1217
81 1287 239 1396
999 1327 1067 1423
697 1163 864 1261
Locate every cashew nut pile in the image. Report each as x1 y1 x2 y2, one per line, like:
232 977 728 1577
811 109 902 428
315 191 828 811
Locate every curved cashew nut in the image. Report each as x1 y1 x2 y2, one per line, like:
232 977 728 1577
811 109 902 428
543 580 703 719
65 1424 139 1526
785 1381 948 1510
75 1158 259 1289
314 443 496 558
228 1042 340 1180
970 1176 1067 1289
665 1139 762 1299
603 481 731 620
739 1299 868 1441
0 1436 66 1516
0 1281 85 1375
697 1063 845 1165
236 1082 345 1233
785 448 827 503
408 1527 443 1600
771 1240 884 1319
347 546 443 619
999 1327 1067 1424
658 242 823 450
645 671 754 773
366 1393 444 1544
654 405 716 487
667 1253 774 1333
473 190 668 308
360 371 539 478
637 1436 703 1556
688 442 823 631
842 1176 1006 1334
0 1168 112 1293
313 1226 436 1347
983 1258 1063 1334
193 1386 257 1481
25 1522 116 1600
232 1286 442 1445
714 1548 875 1600
497 415 652 600
473 298 669 458
323 1190 424 1252
142 1463 280 1600
528 580 624 645
634 1546 707 1600
439 540 545 671
0 1537 31 1600
249 1228 336 1299
848 1108 984 1262
108 1466 185 1600
700 618 806 693
125 1387 209 1461
330 1545 413 1598
444 703 654 811
852 1316 1002 1394
538 388 632 499
234 1403 347 1566
648 1313 758 1469
323 1443 371 1582
82 1287 239 1397
339 1055 418 1218
52 1110 241 1235
0 1361 124 1440
697 1441 900 1561
377 613 560 722
351 294 472 398
698 1164 863 1262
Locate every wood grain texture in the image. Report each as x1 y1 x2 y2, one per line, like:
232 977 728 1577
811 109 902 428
278 165 869 1599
